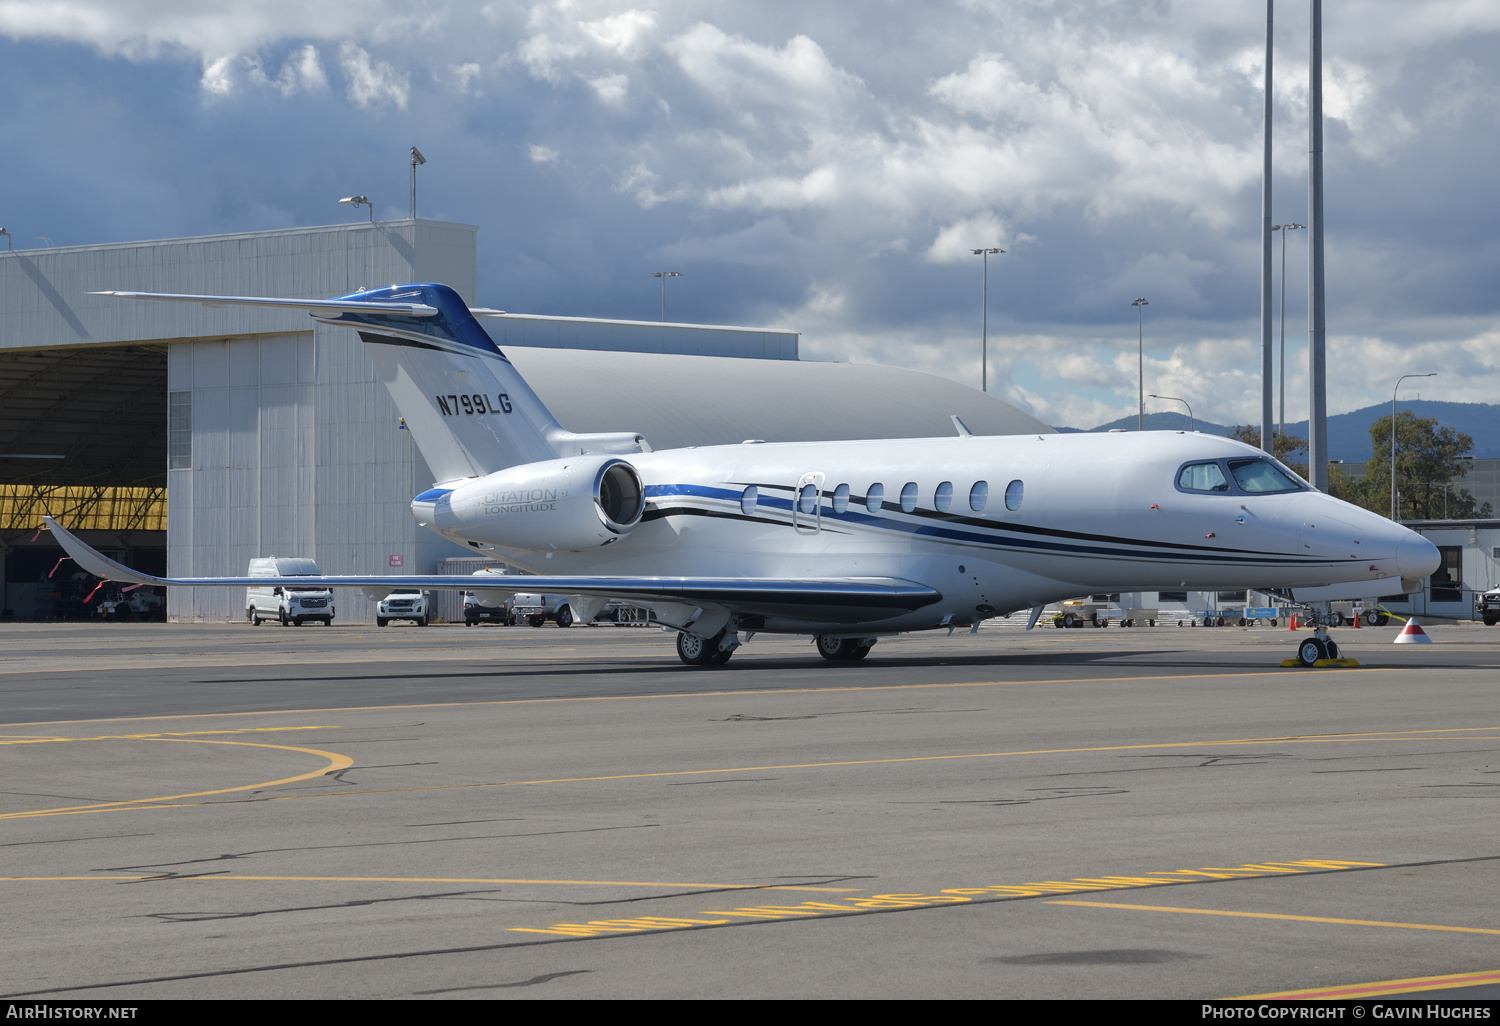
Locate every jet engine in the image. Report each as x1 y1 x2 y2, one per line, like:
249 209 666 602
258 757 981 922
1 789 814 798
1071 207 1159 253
427 455 645 552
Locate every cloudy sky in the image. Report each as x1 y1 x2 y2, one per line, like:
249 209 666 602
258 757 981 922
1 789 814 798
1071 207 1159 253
2 0 1496 428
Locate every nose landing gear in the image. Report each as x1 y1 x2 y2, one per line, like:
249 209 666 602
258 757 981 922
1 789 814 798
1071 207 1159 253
1293 625 1343 667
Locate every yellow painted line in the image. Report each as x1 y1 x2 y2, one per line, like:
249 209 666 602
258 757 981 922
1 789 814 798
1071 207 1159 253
126 728 1499 808
0 667 1409 729
0 737 352 820
0 725 336 746
0 875 857 891
1047 900 1500 936
1240 968 1500 1000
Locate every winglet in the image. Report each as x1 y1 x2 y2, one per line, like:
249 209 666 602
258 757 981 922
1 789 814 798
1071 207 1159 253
951 415 973 437
42 517 166 586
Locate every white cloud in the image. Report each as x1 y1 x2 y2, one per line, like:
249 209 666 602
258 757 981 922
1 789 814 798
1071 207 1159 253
338 42 408 110
587 71 628 104
452 61 482 96
528 143 559 163
246 44 328 97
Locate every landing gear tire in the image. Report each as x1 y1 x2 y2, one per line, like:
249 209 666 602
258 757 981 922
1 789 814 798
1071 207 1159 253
555 606 574 629
1325 639 1340 659
846 644 872 661
1297 638 1327 667
816 635 853 660
677 631 730 666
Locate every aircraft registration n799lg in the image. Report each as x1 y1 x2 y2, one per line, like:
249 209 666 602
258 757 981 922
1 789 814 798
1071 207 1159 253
48 283 1440 666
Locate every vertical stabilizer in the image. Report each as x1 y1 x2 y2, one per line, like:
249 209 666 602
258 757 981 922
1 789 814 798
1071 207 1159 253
317 284 567 482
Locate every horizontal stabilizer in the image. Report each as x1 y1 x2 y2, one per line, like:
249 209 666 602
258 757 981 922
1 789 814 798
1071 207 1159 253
44 518 941 623
91 290 439 317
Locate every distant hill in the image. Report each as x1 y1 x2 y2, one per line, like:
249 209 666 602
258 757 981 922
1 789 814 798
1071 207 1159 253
1057 401 1500 462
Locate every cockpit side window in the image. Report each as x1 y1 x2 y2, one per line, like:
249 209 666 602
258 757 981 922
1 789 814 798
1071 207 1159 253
1228 458 1302 494
1178 462 1230 493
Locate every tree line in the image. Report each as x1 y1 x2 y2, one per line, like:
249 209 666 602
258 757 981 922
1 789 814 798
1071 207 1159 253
1231 412 1493 520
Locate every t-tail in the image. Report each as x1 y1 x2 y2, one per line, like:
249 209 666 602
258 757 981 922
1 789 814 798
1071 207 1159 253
94 283 649 485
314 284 648 484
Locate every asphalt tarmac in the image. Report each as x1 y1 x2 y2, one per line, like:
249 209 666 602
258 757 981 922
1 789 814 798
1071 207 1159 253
1 619 1497 1000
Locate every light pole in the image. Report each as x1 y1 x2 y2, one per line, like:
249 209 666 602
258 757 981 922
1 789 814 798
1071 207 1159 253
651 271 682 322
1132 298 1149 430
971 247 1004 393
1272 222 1305 437
1391 372 1436 521
1149 394 1193 432
409 147 426 219
0 228 10 251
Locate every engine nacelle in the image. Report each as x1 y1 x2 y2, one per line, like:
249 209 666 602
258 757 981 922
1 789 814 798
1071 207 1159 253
417 455 644 552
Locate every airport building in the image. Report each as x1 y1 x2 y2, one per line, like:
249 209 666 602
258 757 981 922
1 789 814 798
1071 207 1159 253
0 219 1050 622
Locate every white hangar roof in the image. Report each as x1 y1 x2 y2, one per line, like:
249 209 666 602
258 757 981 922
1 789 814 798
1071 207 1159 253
506 346 1053 450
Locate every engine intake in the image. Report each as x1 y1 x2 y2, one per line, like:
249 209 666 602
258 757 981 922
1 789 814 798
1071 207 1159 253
425 455 645 552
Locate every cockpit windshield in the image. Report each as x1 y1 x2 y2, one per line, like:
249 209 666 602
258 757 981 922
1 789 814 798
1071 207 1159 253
1178 462 1230 492
1228 459 1302 494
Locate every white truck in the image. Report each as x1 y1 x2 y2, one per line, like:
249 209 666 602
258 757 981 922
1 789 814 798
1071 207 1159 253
376 589 432 627
245 557 335 626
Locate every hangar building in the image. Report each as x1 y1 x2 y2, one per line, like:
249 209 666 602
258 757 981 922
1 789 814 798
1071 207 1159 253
0 220 1051 623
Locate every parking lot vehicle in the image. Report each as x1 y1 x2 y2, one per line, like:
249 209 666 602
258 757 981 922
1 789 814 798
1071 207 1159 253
513 592 573 628
245 557 335 626
377 589 432 626
1481 588 1500 626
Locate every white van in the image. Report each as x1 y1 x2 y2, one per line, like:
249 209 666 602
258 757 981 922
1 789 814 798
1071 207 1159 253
245 557 335 626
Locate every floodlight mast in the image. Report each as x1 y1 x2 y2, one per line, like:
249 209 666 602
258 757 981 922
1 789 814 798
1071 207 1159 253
651 271 682 322
1131 298 1149 431
410 147 427 219
971 248 1004 394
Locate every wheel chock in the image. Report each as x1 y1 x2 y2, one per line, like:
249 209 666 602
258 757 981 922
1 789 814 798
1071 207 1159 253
1279 657 1362 668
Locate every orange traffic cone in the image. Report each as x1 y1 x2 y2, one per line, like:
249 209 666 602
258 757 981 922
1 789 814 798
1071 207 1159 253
1288 613 1298 630
1393 618 1432 645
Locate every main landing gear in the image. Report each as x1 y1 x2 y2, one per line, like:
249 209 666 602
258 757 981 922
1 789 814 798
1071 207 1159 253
676 630 735 666
816 635 874 661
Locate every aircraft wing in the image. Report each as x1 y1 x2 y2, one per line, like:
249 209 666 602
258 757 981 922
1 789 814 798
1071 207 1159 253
43 518 940 623
89 291 438 318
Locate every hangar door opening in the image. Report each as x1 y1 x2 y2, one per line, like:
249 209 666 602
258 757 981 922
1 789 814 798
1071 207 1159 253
0 345 167 618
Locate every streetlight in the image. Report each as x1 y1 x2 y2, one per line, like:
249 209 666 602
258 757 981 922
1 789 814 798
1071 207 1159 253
1391 372 1436 521
409 147 427 219
1272 223 1305 437
1131 298 1149 430
971 247 1004 393
1149 394 1193 432
651 271 682 322
339 196 373 222
0 228 10 251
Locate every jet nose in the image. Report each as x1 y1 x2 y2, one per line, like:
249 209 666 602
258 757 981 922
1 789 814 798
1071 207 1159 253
1396 532 1440 580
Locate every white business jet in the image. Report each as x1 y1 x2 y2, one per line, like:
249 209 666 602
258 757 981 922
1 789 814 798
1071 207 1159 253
49 283 1439 667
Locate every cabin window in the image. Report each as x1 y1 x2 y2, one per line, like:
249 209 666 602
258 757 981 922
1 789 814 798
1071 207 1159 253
1178 462 1230 492
934 481 953 512
1228 459 1302 494
832 483 850 513
740 485 758 516
1005 479 1024 511
969 481 988 512
798 483 818 514
865 483 884 512
900 482 918 512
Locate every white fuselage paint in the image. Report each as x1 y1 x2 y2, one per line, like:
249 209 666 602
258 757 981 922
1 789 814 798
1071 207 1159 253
416 430 1433 636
